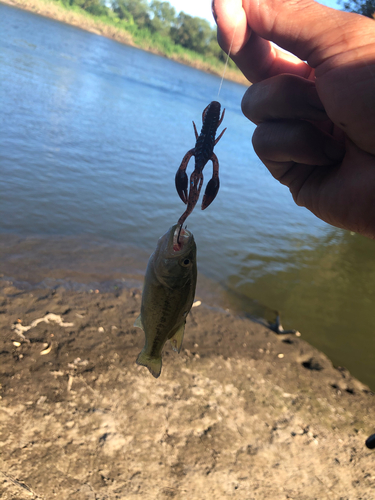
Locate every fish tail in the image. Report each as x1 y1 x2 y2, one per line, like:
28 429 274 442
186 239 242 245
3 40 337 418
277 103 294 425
136 349 162 378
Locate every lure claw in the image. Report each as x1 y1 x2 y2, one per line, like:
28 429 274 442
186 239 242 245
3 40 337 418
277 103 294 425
175 169 188 204
175 148 194 204
202 176 220 210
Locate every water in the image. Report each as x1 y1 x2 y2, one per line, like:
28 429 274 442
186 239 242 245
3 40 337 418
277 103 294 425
1 4 375 388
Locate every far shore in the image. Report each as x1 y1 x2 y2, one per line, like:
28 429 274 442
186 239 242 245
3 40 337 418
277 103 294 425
0 0 250 86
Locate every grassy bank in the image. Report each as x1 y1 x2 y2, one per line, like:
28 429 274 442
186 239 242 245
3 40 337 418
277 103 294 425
0 0 249 86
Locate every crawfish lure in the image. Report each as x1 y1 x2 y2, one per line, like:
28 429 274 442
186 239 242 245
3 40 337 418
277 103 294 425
175 101 226 239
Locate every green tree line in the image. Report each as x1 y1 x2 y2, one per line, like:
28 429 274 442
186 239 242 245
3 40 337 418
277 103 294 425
341 0 375 17
57 0 232 64
53 0 374 73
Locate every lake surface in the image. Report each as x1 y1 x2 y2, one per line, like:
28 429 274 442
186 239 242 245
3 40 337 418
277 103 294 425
1 3 375 388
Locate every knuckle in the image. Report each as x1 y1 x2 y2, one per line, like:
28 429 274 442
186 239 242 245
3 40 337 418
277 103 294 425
252 123 272 158
241 85 258 121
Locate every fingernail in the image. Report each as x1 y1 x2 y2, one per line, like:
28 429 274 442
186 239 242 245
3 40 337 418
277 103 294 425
324 140 345 162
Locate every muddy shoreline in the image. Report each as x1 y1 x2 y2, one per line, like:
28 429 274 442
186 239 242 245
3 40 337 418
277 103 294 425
0 273 374 499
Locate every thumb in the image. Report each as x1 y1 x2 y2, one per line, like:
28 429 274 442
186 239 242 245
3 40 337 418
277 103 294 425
241 0 375 70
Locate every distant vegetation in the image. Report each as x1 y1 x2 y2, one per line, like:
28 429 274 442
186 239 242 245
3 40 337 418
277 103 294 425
341 0 375 17
53 0 237 69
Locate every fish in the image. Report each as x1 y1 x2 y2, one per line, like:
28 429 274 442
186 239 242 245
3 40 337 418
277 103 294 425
134 224 197 378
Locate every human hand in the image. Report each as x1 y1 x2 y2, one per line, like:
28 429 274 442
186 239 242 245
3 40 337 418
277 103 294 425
213 0 375 238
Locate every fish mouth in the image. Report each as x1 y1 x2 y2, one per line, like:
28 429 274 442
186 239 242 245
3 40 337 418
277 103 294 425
172 224 192 253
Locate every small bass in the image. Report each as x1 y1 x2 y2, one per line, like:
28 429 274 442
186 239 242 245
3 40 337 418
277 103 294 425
134 224 197 378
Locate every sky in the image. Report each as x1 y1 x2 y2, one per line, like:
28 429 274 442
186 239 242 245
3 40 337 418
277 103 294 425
167 0 342 26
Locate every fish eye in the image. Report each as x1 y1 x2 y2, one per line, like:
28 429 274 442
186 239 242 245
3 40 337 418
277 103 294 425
181 258 190 266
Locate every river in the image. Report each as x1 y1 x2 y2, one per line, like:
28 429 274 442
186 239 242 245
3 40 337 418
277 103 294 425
1 3 375 388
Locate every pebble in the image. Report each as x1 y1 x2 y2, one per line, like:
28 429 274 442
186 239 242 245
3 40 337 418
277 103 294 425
365 433 375 450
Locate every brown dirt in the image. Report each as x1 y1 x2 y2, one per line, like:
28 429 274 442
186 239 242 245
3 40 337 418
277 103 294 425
0 277 374 499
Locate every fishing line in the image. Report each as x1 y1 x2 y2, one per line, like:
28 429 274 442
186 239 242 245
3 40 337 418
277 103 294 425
217 17 240 97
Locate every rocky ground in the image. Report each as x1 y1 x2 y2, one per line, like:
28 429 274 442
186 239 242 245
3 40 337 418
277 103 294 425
0 279 374 499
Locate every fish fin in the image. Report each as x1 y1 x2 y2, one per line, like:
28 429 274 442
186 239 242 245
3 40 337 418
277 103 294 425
169 322 185 353
133 314 144 330
136 349 162 378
